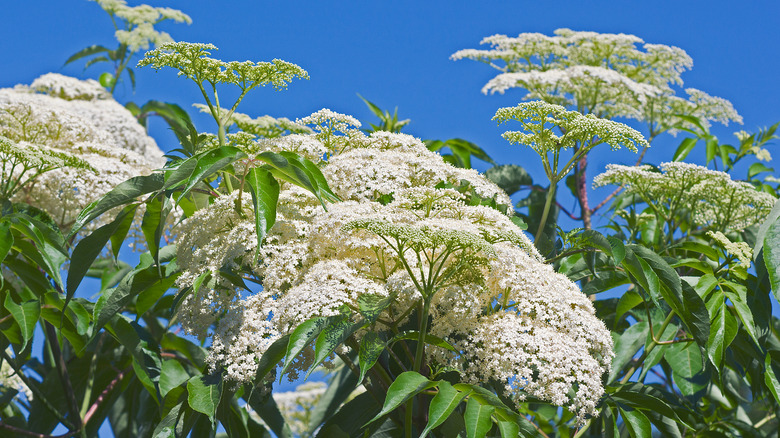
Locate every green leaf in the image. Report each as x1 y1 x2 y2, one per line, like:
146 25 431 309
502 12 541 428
707 299 737 369
318 391 381 438
358 331 385 384
764 350 780 405
389 331 458 353
464 397 494 438
253 333 290 381
69 173 164 239
0 221 12 263
4 294 39 350
178 146 247 198
420 381 469 438
245 167 280 262
64 44 111 65
619 407 652 438
609 382 695 429
607 236 626 265
357 294 393 324
159 359 190 397
256 151 339 206
762 212 780 297
672 137 698 162
754 198 780 257
280 317 328 377
485 164 532 196
187 374 223 425
666 342 705 396
307 316 362 379
244 388 293 438
367 371 438 426
141 194 172 264
151 401 184 438
609 322 647 382
722 282 760 347
307 365 359 434
497 421 520 438
67 204 138 299
615 290 643 322
94 266 168 333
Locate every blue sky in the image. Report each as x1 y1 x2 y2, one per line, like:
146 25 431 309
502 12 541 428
4 0 779 187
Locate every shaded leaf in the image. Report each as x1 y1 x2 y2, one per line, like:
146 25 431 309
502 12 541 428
421 381 469 438
367 371 437 426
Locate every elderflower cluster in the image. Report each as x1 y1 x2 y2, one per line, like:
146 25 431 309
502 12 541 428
494 101 647 159
453 29 741 132
138 42 309 90
0 350 33 402
173 110 612 420
0 74 164 230
594 162 776 231
707 231 753 268
271 382 327 437
93 0 191 52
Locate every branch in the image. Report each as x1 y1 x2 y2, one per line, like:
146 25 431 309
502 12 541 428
0 422 79 438
44 322 82 432
82 367 129 425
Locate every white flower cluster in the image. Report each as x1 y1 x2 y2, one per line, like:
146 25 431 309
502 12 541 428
0 350 33 402
594 162 776 231
174 110 612 420
271 381 327 437
706 231 753 268
93 0 191 52
453 29 741 131
0 74 164 229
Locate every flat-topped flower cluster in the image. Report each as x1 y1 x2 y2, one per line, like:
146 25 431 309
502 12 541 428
0 74 164 230
173 109 614 420
594 161 776 232
453 29 741 134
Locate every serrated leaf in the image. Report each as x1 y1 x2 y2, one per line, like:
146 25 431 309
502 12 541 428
69 173 164 239
245 167 279 262
389 331 458 353
307 365 359 434
187 374 222 425
4 294 39 350
755 198 780 257
357 294 393 324
609 322 647 382
464 397 494 438
68 204 138 300
420 381 469 438
619 407 652 438
280 317 327 377
497 420 520 438
764 350 780 405
485 164 532 196
707 299 737 369
160 359 190 397
615 290 643 322
366 371 438 426
358 331 384 384
0 221 12 263
244 387 293 438
763 214 780 297
307 316 361 379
